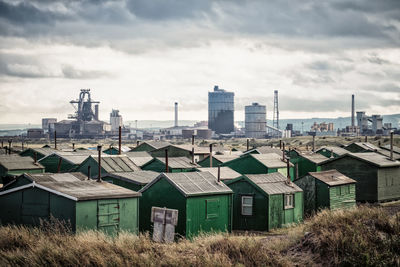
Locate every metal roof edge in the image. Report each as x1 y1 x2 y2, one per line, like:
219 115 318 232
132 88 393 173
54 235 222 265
0 182 34 196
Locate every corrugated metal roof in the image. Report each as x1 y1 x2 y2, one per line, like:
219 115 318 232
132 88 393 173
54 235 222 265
92 155 141 173
156 157 199 169
346 142 380 151
197 167 242 181
381 144 400 154
251 153 292 168
308 170 356 186
21 147 58 156
376 149 400 160
175 145 211 154
125 151 153 167
142 172 232 197
39 151 96 165
300 153 329 164
22 172 140 200
104 170 159 185
246 172 303 195
105 146 131 153
0 155 44 170
243 146 283 156
347 152 400 167
317 146 349 156
143 141 171 150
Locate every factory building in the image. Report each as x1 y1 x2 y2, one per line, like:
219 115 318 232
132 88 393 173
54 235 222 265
245 103 266 139
110 109 123 134
356 112 384 136
208 85 234 134
42 118 57 133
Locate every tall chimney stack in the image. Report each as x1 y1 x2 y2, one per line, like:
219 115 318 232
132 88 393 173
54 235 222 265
174 102 178 127
351 94 355 127
94 104 99 120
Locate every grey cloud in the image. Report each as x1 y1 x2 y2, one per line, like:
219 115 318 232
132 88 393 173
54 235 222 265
62 65 110 79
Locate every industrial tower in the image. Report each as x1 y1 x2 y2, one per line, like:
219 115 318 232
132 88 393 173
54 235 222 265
273 90 279 129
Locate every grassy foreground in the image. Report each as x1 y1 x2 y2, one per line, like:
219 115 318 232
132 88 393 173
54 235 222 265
0 206 399 266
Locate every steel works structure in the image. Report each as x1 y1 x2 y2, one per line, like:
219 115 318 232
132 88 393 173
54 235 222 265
208 85 234 134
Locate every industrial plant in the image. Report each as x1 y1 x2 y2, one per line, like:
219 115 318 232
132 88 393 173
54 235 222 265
208 85 235 134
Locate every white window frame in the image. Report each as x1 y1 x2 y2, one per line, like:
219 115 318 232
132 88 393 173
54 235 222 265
284 194 294 209
241 196 253 216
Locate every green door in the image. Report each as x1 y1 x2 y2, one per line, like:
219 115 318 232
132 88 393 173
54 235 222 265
98 199 120 235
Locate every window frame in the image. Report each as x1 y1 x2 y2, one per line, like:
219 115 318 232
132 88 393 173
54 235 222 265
284 194 294 209
241 195 254 216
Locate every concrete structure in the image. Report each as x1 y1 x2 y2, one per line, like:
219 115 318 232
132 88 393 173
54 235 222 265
357 112 384 135
226 172 303 231
139 172 233 237
208 85 234 134
295 170 356 214
110 109 123 134
42 118 57 133
0 173 140 234
245 103 266 139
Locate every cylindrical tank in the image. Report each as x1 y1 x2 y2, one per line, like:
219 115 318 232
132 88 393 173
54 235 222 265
196 129 212 139
245 103 266 138
208 85 234 134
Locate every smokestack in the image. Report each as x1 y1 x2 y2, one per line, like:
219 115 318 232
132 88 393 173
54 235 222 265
209 144 213 167
174 102 178 127
217 165 221 183
54 131 57 150
390 132 394 161
94 104 99 120
165 149 169 173
246 139 249 151
351 94 355 127
97 145 102 182
87 165 91 180
118 126 122 155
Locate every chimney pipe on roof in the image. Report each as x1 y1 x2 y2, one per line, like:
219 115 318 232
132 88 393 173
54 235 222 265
72 143 75 150
191 147 195 164
54 131 57 150
57 157 62 173
165 148 169 173
282 143 286 161
22 141 24 151
390 131 394 161
209 144 213 167
286 158 291 182
1 140 3 148
97 145 102 182
118 126 122 155
279 140 282 150
247 139 249 151
34 152 37 164
365 135 368 142
270 143 273 148
330 150 334 159
217 165 221 183
8 140 12 155
87 165 91 180
136 140 140 147
192 135 195 146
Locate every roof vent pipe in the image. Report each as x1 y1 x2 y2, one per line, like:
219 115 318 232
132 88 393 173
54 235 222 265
192 134 195 146
286 158 291 182
282 143 286 161
191 147 195 164
365 135 368 142
72 143 75 150
1 140 3 148
57 157 62 173
330 150 334 159
165 148 169 173
390 131 394 161
247 139 249 151
217 165 221 183
97 145 102 182
87 165 91 180
136 140 140 147
279 140 282 150
34 152 37 164
54 131 57 150
312 135 315 152
118 126 122 155
8 140 12 155
209 144 213 168
22 141 24 151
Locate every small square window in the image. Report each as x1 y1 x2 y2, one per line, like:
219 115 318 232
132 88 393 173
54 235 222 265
241 196 253 216
284 194 294 209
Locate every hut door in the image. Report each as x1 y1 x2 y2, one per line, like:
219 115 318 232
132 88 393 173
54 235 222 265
97 200 120 235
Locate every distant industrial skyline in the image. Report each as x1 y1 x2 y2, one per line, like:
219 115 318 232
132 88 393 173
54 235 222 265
0 0 399 124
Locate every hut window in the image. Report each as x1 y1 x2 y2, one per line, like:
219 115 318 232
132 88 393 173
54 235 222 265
284 194 294 209
241 196 253 216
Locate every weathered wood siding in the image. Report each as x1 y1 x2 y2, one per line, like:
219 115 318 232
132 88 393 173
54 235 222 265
329 184 356 210
377 167 400 202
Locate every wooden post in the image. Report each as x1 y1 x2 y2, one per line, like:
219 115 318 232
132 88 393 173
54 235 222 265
97 145 102 182
165 149 169 173
118 126 122 155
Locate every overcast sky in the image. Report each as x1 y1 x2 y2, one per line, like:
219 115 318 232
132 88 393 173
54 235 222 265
0 0 399 124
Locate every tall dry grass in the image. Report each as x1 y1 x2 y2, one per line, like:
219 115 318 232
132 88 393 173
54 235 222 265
0 206 398 266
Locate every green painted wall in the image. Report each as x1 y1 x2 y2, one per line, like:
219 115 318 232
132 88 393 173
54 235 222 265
321 156 378 202
75 200 97 231
139 178 187 234
377 167 400 202
268 192 303 231
39 155 76 173
328 184 356 210
223 156 268 174
296 156 320 178
294 176 316 215
227 179 269 231
197 157 222 168
150 146 191 159
186 194 232 238
76 157 106 178
268 194 283 230
315 180 330 209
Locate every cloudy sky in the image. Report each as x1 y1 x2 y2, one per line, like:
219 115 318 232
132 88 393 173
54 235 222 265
0 0 399 124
